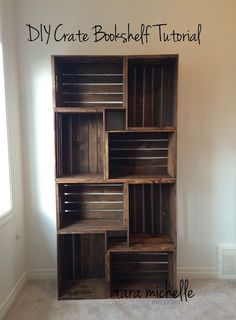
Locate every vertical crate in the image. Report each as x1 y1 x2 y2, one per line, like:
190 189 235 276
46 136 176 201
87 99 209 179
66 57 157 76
58 233 106 299
55 113 104 179
128 56 178 128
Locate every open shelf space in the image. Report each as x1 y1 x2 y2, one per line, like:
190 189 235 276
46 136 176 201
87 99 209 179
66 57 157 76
106 230 128 250
57 183 125 232
105 109 126 131
58 233 106 299
55 113 104 178
107 131 176 179
54 56 124 108
127 56 177 129
59 278 107 300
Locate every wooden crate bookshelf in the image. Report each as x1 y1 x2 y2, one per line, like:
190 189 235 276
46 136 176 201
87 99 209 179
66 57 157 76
53 54 178 299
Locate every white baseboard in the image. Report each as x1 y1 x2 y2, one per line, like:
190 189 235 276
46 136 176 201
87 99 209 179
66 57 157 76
0 272 27 320
177 267 217 279
27 268 57 280
26 267 217 281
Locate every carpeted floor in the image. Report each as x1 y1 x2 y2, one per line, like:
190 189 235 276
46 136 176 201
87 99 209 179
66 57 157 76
4 279 236 320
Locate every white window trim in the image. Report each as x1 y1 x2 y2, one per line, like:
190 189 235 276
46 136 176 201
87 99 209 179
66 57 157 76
0 1 18 228
0 53 14 228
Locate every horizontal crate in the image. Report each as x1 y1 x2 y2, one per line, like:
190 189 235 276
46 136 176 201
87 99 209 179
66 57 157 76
128 57 177 128
109 251 176 297
55 113 104 178
58 233 106 299
54 56 124 108
107 131 176 179
57 183 125 232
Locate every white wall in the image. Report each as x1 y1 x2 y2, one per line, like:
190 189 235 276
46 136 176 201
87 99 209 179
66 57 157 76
0 0 26 316
16 0 236 277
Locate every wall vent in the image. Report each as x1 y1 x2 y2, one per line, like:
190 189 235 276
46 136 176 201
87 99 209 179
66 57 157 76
218 245 236 279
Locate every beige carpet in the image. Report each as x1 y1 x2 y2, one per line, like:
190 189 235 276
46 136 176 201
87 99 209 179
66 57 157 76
4 279 236 320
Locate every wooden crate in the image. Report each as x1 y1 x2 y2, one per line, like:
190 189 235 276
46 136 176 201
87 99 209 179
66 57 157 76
129 183 176 241
108 251 176 298
54 56 124 108
56 183 126 233
58 233 106 299
128 57 177 129
55 113 104 179
107 131 176 179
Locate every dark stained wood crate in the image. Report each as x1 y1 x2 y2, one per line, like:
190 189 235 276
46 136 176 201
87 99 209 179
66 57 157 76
109 251 176 298
128 56 178 129
129 183 176 241
57 183 126 233
58 233 106 299
54 56 124 108
107 131 176 179
55 113 103 179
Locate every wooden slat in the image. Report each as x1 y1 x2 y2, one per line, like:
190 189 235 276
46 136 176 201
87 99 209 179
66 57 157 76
62 84 123 94
58 219 126 233
111 252 168 262
168 132 177 177
62 93 123 104
88 114 98 173
62 75 123 84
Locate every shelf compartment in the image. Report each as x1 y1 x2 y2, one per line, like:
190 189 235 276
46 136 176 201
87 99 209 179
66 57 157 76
108 251 176 297
106 230 128 250
54 56 124 108
58 233 106 299
105 109 126 131
128 56 178 128
107 131 176 179
108 235 175 252
129 183 176 242
57 183 125 232
56 113 104 178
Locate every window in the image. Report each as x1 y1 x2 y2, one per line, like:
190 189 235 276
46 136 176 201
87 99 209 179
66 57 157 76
0 42 12 218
